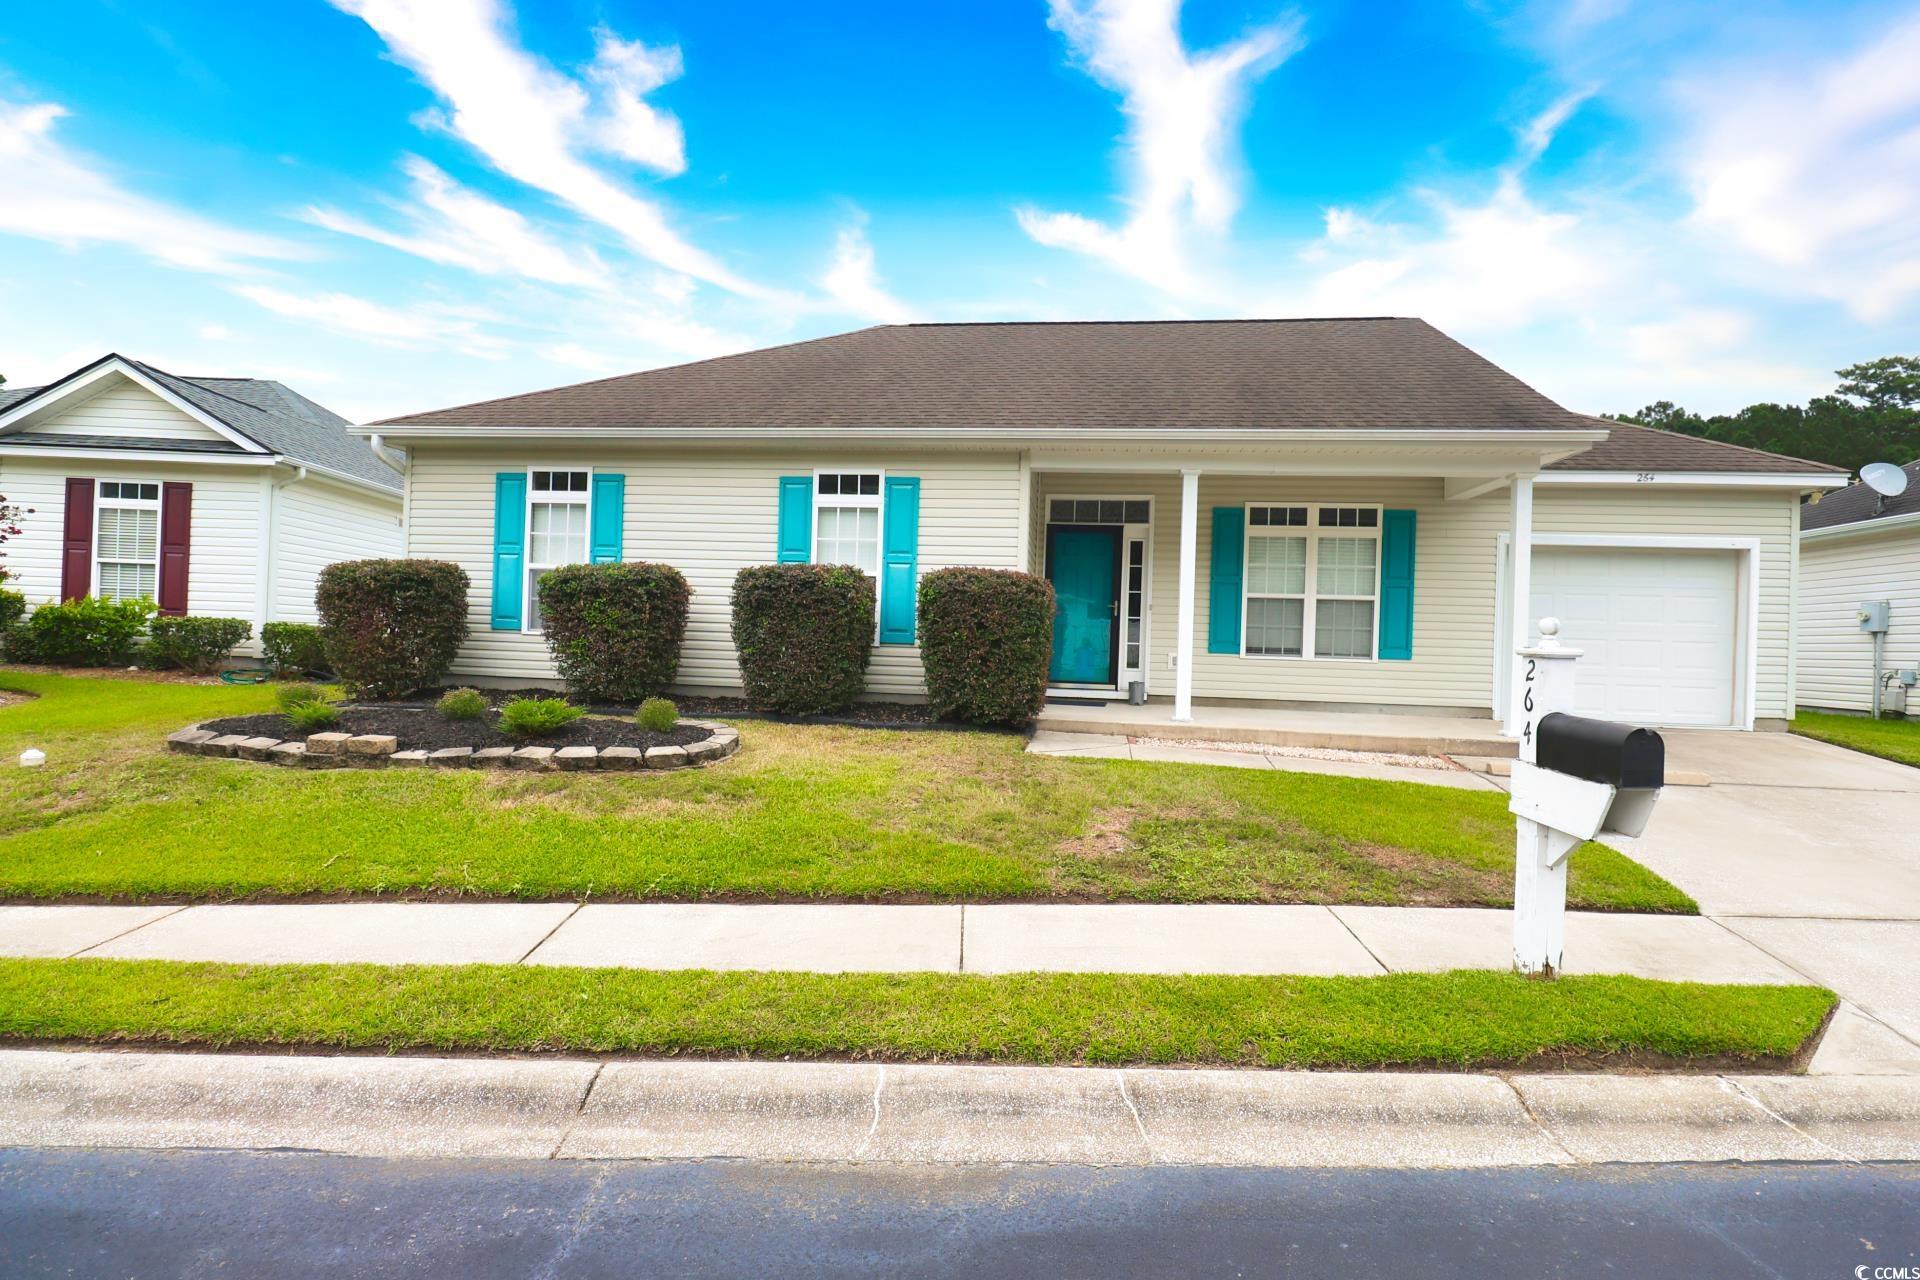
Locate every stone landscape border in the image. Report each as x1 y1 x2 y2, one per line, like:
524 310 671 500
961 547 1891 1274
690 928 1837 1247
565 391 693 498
165 717 740 772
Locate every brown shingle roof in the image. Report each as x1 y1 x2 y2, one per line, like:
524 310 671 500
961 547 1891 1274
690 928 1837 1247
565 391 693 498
1547 420 1845 475
1802 459 1920 530
373 318 1602 433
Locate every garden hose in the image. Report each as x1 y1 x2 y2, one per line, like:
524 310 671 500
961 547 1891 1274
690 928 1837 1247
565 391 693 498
219 667 275 685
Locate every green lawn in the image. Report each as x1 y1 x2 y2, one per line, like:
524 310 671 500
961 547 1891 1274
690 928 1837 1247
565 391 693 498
0 669 1694 911
0 957 1831 1070
1794 708 1920 768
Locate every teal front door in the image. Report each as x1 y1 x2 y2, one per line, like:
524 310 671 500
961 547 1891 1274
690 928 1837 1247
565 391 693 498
1047 526 1120 685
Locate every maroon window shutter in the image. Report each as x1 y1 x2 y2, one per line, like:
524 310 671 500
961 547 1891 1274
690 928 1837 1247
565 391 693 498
158 482 193 617
60 478 95 602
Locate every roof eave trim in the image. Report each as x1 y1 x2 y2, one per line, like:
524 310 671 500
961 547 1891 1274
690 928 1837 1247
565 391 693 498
349 425 1614 445
271 456 404 498
1802 509 1920 541
0 355 271 455
1538 470 1848 489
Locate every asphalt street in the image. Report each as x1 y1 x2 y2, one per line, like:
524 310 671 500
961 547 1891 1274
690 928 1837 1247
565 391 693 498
3 1149 1918 1278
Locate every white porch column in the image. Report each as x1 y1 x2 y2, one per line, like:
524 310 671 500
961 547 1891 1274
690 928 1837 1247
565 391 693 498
1173 468 1201 723
1504 474 1535 735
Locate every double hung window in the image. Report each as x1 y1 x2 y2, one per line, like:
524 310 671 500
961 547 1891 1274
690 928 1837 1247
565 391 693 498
525 469 590 631
1244 504 1380 659
94 481 161 603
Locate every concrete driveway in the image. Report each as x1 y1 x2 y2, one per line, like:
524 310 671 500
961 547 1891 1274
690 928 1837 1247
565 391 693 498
1612 729 1920 1053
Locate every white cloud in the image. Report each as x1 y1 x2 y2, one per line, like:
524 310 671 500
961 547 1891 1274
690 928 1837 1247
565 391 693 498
1018 0 1303 294
233 284 511 358
1674 12 1920 320
0 97 297 275
819 216 915 324
328 0 769 298
305 155 606 289
585 28 687 174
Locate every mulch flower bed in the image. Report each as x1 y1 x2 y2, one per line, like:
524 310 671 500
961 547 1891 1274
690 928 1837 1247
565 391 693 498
199 706 710 754
388 688 1005 732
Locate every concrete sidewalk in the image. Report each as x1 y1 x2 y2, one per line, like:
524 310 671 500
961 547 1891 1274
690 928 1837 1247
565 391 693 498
5 1048 1918 1167
0 901 1809 983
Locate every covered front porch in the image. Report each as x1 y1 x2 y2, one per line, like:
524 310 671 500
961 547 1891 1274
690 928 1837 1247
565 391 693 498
1019 435 1591 738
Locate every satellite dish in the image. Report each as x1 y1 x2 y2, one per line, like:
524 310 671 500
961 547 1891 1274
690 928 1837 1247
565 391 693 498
1862 462 1909 498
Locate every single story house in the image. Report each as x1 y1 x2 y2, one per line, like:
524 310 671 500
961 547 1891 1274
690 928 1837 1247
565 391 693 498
1797 459 1920 714
0 354 403 647
361 319 1846 731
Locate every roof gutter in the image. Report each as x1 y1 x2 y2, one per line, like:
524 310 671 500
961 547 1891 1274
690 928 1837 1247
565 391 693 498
1538 470 1848 490
348 424 1613 446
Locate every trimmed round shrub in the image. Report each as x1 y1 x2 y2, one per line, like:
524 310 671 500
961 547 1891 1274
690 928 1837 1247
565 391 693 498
315 559 470 699
12 596 154 667
499 696 582 738
437 687 489 721
535 562 691 703
145 615 252 674
918 568 1056 725
730 564 874 715
286 700 341 731
261 621 329 676
636 696 679 732
274 682 324 713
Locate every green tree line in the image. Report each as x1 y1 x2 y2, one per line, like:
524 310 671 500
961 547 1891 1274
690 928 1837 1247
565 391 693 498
1608 356 1919 475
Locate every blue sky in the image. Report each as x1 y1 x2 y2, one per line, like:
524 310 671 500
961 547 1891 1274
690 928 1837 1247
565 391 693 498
1 0 1917 422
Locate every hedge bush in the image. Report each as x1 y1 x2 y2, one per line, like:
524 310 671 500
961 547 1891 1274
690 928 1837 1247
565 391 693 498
535 562 690 703
261 622 329 676
731 564 874 715
0 588 24 634
499 696 582 738
636 696 678 732
437 687 489 721
8 596 154 667
315 559 470 699
918 568 1056 725
145 616 253 674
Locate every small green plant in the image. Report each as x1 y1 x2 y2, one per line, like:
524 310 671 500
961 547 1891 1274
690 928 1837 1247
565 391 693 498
274 682 324 713
286 700 341 731
437 687 489 721
11 595 154 666
498 696 582 738
636 696 679 732
261 622 329 676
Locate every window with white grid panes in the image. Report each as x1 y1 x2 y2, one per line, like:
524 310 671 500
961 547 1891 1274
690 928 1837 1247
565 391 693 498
813 472 883 576
525 469 590 632
94 480 161 603
1243 504 1380 659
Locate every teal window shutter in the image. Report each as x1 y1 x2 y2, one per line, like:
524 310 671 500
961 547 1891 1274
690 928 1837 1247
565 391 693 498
1378 509 1417 660
590 472 625 563
491 472 527 630
1207 507 1244 654
777 476 812 563
880 476 920 644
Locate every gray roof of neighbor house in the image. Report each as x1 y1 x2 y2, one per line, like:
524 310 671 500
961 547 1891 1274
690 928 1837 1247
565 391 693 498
1802 459 1920 531
0 356 401 491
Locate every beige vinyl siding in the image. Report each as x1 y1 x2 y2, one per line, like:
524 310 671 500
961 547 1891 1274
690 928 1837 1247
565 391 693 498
0 456 266 649
20 376 234 444
1531 485 1799 721
1036 472 1508 710
1797 525 1920 712
269 477 404 624
405 447 1025 695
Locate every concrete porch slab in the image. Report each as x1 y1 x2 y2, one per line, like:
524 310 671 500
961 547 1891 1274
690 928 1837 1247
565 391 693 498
528 904 963 973
0 905 183 958
1330 907 1806 984
1034 701 1515 758
1027 732 1502 790
87 903 579 966
963 904 1383 976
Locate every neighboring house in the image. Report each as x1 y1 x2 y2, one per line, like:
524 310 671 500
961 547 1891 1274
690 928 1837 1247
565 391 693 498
0 354 403 647
1797 460 1920 713
362 319 1846 730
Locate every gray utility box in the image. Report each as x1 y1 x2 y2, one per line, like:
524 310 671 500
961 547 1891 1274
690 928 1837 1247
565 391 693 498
1860 601 1891 633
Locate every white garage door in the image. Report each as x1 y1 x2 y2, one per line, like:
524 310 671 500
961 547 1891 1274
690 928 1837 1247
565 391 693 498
1528 547 1740 728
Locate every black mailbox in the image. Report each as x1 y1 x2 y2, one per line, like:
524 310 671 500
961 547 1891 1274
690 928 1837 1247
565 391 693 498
1536 713 1664 789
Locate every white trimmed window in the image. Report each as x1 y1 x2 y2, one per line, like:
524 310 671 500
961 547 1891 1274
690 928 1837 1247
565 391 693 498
1244 504 1380 660
94 480 161 603
525 469 590 632
813 471 882 576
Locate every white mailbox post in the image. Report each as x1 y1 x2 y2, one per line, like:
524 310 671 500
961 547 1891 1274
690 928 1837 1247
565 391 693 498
1512 618 1579 976
1508 617 1666 977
